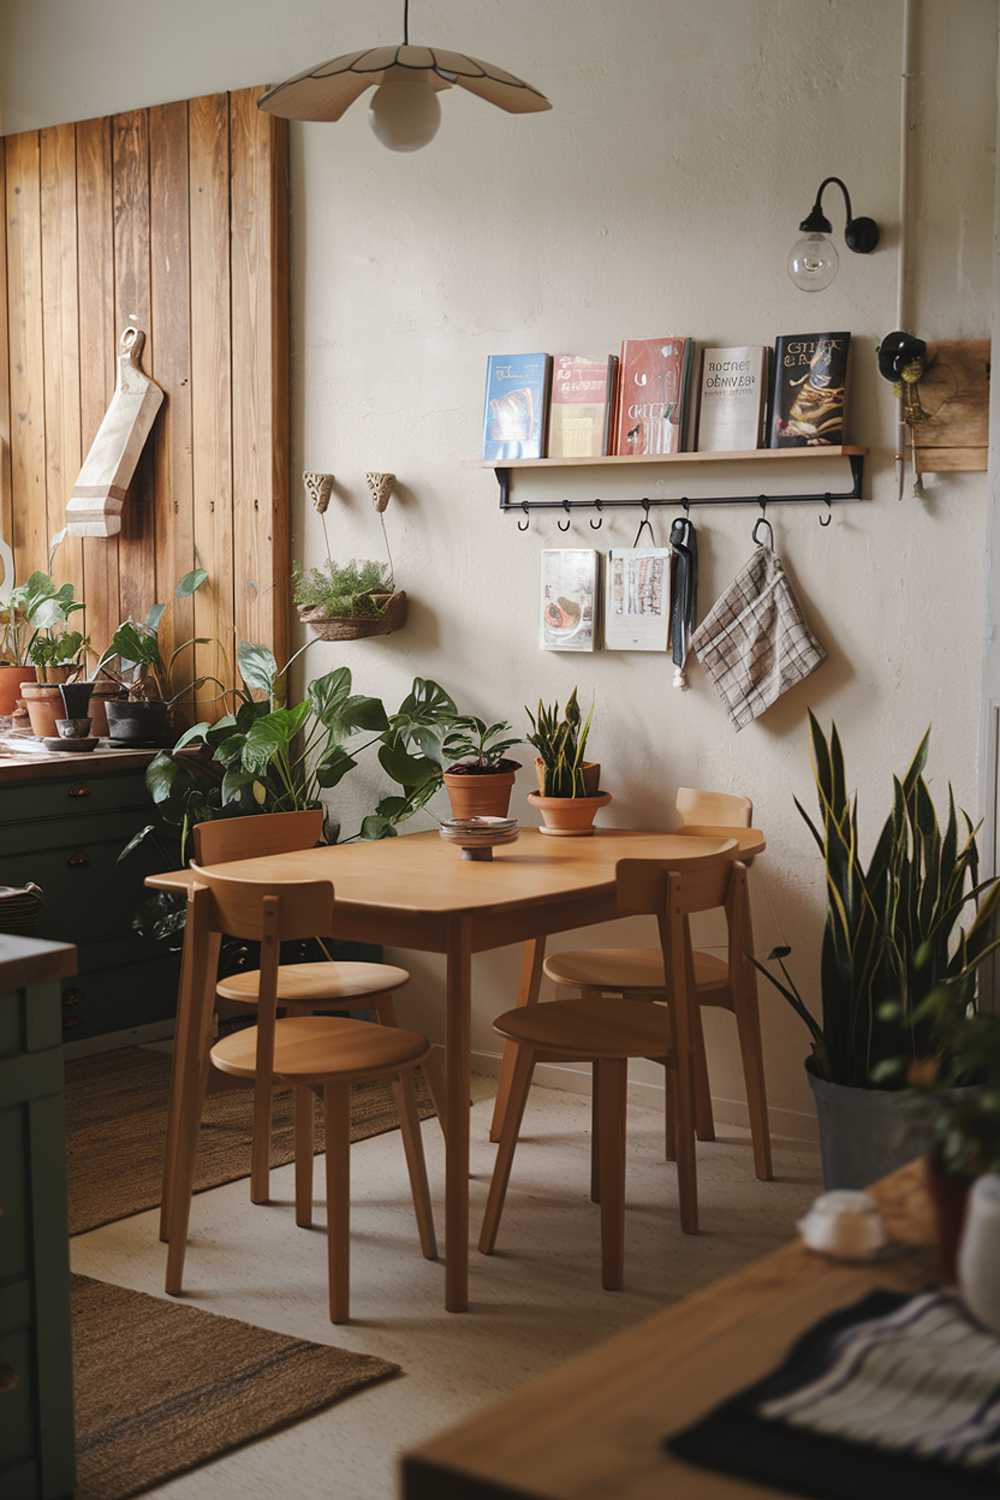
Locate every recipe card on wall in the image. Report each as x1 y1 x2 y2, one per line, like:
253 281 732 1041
540 549 599 651
605 548 671 651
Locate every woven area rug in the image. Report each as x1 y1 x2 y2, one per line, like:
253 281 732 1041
72 1273 397 1500
67 1046 435 1236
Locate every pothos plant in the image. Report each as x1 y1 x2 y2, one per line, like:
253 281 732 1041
95 569 218 705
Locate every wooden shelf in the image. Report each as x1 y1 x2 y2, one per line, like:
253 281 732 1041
477 446 866 470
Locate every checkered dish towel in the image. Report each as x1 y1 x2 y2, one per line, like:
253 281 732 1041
691 545 826 731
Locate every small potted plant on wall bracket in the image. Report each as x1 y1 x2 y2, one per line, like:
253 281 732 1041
443 716 522 818
295 470 407 641
525 688 610 836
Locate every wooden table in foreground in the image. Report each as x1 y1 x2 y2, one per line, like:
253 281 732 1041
147 825 765 1313
402 1161 934 1498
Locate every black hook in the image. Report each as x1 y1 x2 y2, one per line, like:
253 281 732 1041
589 500 603 530
819 492 833 527
752 516 775 550
632 499 656 549
557 500 572 533
682 497 691 516
517 502 530 532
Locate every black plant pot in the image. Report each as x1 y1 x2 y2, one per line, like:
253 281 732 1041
105 699 172 746
59 681 94 719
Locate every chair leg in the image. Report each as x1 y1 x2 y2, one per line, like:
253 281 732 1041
735 995 774 1181
395 1068 438 1260
672 1043 698 1234
590 1060 601 1204
295 1087 313 1228
479 1045 535 1255
691 1001 716 1143
324 1082 351 1324
250 1064 273 1206
597 1058 627 1292
490 939 545 1143
664 1065 677 1162
376 992 447 1146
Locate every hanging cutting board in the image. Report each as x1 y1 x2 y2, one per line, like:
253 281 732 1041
65 326 163 536
911 338 990 473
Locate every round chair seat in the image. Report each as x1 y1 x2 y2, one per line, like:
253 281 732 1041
211 1015 429 1083
543 947 728 993
492 995 673 1060
216 960 410 1007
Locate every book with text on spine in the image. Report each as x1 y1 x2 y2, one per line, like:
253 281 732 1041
769 333 851 447
548 354 619 459
695 346 769 452
614 337 695 456
482 353 553 461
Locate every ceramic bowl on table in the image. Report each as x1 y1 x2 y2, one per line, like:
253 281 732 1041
439 816 519 861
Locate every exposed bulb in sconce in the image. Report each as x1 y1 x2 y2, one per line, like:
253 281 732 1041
368 71 441 152
787 231 840 293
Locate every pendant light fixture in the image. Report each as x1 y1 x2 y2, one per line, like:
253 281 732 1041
258 0 551 153
787 176 880 292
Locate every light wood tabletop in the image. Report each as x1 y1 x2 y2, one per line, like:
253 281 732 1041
402 1160 934 1498
148 825 766 1312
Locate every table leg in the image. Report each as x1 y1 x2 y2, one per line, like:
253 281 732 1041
445 918 472 1313
159 884 206 1244
490 937 546 1144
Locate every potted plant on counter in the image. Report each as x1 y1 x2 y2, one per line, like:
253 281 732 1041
525 688 610 836
95 569 216 745
442 716 523 818
0 571 85 730
753 714 1000 1190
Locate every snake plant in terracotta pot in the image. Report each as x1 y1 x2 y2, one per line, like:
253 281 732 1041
525 689 609 836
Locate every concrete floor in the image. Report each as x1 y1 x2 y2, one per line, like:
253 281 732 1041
71 1076 821 1500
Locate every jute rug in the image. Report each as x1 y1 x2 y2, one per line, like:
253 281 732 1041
72 1274 398 1500
66 1047 435 1236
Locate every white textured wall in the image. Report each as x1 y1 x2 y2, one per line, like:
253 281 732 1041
3 0 996 1135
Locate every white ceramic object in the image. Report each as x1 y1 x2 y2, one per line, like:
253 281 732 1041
958 1174 1000 1333
797 1189 888 1261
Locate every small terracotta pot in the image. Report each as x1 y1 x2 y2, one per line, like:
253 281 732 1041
87 681 123 738
534 757 601 796
0 664 33 716
925 1152 974 1284
21 681 66 739
33 664 73 687
528 790 612 837
444 768 518 820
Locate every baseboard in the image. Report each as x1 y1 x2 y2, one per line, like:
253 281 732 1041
458 1044 819 1146
63 1019 175 1062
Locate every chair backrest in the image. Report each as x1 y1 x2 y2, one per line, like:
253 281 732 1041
188 863 335 943
676 786 752 829
616 838 740 917
192 809 324 866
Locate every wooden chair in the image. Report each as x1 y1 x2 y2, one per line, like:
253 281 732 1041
542 787 772 1182
160 809 447 1238
479 841 740 1290
164 865 437 1323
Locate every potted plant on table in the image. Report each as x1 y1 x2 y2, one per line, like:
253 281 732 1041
525 688 610 836
753 714 1000 1190
442 716 523 819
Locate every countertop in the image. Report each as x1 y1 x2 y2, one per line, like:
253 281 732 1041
0 740 166 784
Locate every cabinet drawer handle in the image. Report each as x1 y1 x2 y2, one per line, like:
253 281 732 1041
68 783 91 799
67 851 90 868
0 1363 18 1393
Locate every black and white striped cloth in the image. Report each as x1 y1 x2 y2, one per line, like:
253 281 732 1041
667 1289 1000 1499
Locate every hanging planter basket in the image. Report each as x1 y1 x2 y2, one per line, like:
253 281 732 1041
298 590 408 642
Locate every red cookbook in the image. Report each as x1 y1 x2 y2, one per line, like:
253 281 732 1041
614 337 695 456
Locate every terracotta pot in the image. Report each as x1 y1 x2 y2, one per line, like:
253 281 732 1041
21 681 66 739
528 790 611 836
534 757 601 796
0 664 33 716
32 664 73 687
925 1152 974 1284
87 681 124 739
444 767 518 820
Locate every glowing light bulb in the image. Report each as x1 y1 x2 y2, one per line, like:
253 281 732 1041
369 72 441 152
787 232 839 292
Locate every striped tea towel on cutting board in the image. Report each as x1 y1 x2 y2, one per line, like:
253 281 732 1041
691 543 825 730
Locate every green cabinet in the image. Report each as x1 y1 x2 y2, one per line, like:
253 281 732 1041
0 937 76 1499
0 762 179 1042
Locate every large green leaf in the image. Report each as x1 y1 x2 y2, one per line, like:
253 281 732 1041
241 702 310 775
315 746 356 789
238 640 278 695
378 740 440 789
173 721 212 749
175 568 209 598
338 693 389 733
308 668 352 725
146 753 179 805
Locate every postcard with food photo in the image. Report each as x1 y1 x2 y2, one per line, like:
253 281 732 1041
604 547 671 651
540 549 599 652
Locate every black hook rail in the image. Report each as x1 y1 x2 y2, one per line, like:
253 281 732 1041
493 453 864 515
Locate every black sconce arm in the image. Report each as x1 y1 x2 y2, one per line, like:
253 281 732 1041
800 175 879 254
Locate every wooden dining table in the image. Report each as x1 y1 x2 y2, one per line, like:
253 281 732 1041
147 824 766 1313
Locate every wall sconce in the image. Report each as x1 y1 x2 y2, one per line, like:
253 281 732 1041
787 176 880 292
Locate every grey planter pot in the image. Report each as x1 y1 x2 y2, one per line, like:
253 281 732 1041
807 1062 918 1190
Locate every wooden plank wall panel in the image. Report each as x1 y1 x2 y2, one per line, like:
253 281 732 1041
5 132 48 581
189 92 234 720
75 116 119 652
230 88 289 669
148 100 194 682
40 124 84 608
1 89 287 718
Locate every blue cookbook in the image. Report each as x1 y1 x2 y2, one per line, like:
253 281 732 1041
482 353 552 461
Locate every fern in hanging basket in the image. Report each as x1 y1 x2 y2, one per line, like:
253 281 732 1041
293 559 407 640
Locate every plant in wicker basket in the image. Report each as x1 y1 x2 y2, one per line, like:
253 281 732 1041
296 469 406 639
